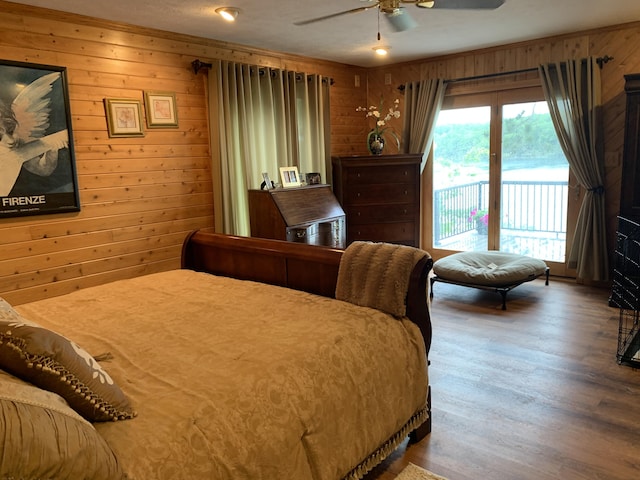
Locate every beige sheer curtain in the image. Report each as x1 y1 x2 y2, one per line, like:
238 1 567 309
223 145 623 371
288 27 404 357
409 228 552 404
401 78 447 172
210 61 330 236
539 57 609 282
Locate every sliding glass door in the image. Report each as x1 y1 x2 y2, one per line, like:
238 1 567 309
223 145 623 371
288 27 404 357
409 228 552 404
429 87 572 273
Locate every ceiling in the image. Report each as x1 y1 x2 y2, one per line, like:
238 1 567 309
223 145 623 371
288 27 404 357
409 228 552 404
8 0 640 67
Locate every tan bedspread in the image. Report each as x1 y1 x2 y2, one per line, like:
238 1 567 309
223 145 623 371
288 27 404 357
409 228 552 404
15 269 428 480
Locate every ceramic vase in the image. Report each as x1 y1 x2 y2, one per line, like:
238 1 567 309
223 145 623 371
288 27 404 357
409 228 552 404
367 131 385 155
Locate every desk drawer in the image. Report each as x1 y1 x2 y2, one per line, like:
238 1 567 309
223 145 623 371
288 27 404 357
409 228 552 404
286 224 317 243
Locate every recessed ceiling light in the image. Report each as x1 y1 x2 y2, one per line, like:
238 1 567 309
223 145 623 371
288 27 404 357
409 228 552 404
416 1 435 7
216 7 240 22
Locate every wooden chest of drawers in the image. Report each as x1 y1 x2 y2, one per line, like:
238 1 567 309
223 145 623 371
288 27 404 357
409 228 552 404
331 154 422 247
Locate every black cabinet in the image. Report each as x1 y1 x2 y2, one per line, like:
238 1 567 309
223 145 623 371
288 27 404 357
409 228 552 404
613 75 640 366
620 74 640 222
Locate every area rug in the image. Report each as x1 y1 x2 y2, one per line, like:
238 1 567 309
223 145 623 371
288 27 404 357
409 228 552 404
394 463 449 480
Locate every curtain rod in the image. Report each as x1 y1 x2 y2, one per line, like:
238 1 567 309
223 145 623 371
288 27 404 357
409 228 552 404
191 59 335 84
398 55 613 91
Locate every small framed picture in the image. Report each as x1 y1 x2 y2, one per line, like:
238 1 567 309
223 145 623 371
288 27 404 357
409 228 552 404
279 166 301 188
261 172 274 190
144 91 178 128
104 98 145 137
305 172 321 185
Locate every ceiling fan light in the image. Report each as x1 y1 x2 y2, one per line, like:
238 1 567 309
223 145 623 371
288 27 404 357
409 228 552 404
216 7 240 21
416 1 435 8
386 8 417 31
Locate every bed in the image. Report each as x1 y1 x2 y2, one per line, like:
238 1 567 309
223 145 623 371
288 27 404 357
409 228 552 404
0 230 433 480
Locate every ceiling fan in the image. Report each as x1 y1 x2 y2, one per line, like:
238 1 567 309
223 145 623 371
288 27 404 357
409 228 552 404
294 0 505 32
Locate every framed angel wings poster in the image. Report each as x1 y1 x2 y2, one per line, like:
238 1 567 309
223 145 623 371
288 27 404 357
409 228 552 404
0 60 80 218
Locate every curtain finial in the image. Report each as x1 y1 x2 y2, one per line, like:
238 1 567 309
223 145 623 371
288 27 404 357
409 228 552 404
192 59 213 74
596 55 614 68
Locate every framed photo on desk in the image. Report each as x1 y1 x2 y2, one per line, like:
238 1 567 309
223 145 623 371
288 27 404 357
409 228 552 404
279 166 301 188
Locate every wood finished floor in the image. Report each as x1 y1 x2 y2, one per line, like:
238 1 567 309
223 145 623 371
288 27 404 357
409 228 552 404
363 277 640 480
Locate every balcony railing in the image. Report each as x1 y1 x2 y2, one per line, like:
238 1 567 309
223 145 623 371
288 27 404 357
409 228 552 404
433 180 568 261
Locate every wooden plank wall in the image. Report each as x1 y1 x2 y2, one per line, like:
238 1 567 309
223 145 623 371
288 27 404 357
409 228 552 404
0 1 365 305
1 1 637 304
364 21 640 267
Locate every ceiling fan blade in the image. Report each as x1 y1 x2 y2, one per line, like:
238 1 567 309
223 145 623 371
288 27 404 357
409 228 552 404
294 5 377 26
384 8 417 32
422 0 505 9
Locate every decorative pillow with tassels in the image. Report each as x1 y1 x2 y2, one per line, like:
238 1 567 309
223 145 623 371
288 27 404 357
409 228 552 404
0 297 136 422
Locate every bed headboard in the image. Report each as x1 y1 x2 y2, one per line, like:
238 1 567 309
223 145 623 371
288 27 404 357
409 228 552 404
181 229 432 353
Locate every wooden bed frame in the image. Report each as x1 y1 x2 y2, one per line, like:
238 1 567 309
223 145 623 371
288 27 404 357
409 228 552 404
182 228 433 442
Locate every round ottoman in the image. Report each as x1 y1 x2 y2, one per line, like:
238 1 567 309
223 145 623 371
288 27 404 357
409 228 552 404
431 251 549 310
